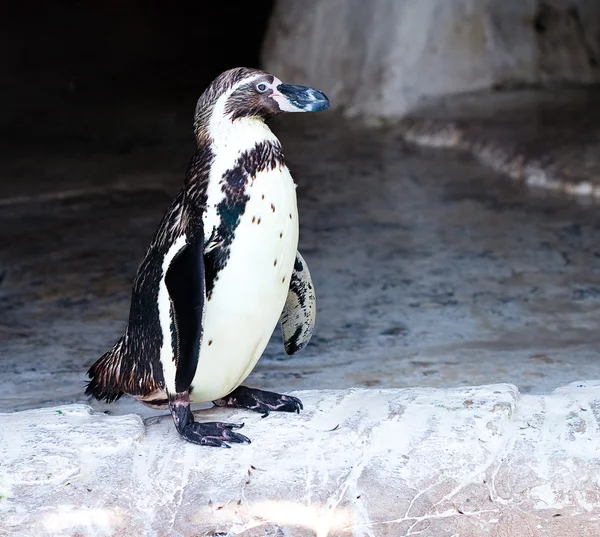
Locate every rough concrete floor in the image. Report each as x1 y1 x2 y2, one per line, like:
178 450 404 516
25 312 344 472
2 93 600 418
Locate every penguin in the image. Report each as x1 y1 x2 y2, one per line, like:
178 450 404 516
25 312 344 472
85 67 328 447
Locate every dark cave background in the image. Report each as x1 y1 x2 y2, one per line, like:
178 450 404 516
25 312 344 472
0 1 276 148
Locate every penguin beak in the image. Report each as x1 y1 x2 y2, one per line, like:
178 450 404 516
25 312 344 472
273 84 330 113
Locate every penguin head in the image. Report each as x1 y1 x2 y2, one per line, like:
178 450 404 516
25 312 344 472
194 68 330 139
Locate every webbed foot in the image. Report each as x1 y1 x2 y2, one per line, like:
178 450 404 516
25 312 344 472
213 386 303 418
169 392 251 447
181 421 250 448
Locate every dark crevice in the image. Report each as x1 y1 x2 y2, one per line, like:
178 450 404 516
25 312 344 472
0 1 276 143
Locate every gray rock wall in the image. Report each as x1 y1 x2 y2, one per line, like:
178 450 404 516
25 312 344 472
262 0 600 119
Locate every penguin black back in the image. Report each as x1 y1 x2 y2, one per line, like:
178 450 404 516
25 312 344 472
86 146 213 403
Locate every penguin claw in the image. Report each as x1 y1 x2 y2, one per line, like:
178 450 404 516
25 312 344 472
213 386 304 417
286 395 304 413
182 421 251 447
169 394 251 447
201 437 231 448
216 421 245 429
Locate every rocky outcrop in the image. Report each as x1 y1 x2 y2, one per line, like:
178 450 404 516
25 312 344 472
262 0 600 119
2 382 600 536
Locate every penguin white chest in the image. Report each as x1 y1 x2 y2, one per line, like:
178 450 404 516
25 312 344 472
190 165 299 402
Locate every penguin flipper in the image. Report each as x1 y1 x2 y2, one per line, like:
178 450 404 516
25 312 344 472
165 230 206 393
280 251 316 355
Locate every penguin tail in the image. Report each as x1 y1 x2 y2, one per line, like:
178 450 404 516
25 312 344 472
85 340 126 404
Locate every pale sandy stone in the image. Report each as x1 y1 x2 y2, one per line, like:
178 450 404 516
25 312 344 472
2 383 600 536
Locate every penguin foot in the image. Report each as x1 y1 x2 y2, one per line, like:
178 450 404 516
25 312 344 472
169 392 251 447
181 421 251 448
213 386 303 418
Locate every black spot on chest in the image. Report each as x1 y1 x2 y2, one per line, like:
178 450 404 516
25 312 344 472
204 141 285 298
218 166 249 233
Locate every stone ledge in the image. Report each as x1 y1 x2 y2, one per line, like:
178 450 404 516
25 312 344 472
398 89 600 199
2 382 600 536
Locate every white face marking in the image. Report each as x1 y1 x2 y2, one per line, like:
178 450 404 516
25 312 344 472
209 74 263 129
268 76 304 113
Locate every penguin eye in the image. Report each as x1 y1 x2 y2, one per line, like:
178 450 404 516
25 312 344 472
256 83 268 93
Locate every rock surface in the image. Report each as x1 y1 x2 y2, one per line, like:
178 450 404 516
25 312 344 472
263 0 600 119
2 383 600 536
400 88 600 197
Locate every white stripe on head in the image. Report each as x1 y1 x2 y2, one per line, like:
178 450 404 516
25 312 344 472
207 74 263 136
267 76 300 113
